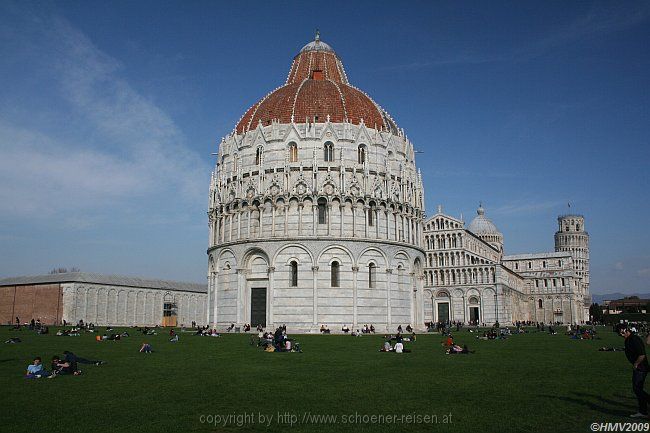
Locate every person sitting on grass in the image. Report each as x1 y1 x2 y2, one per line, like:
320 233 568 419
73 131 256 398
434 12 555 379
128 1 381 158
140 342 153 353
25 357 50 378
444 335 454 348
170 334 179 343
342 324 350 334
370 325 375 334
50 355 80 376
380 341 393 352
226 323 235 332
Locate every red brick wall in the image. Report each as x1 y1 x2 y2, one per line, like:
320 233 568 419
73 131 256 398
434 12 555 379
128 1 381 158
0 284 63 325
0 286 16 324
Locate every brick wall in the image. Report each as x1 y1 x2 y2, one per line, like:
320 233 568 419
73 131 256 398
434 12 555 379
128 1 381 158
0 284 63 325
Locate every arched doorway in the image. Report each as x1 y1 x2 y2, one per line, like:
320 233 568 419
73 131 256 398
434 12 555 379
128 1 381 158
468 296 480 325
244 249 270 328
435 291 450 323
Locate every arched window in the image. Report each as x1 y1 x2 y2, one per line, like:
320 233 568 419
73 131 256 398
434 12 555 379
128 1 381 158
358 144 366 164
368 263 376 288
538 299 543 309
317 198 327 224
331 261 340 287
576 224 580 231
288 142 298 162
368 207 374 227
324 141 334 162
255 146 263 165
290 261 298 287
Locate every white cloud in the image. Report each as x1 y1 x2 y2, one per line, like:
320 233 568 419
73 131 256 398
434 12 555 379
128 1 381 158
614 262 624 271
0 11 208 224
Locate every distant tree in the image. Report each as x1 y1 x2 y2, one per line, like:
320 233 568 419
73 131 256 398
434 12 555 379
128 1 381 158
48 267 80 274
589 303 604 323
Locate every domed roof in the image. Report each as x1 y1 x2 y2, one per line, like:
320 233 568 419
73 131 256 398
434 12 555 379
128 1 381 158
235 34 398 134
467 205 501 236
299 33 334 53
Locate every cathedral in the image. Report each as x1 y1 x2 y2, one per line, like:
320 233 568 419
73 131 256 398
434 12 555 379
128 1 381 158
206 35 590 332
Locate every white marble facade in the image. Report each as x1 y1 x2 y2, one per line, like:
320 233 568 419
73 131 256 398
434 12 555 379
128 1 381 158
422 208 591 325
206 120 426 332
61 282 207 327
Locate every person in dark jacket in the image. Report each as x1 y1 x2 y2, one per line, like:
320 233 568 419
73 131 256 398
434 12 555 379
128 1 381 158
621 326 650 418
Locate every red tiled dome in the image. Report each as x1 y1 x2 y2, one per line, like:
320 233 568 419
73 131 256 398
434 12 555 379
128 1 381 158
235 37 397 134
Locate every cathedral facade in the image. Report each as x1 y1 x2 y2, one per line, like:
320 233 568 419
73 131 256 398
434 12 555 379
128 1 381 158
207 36 590 331
422 207 590 326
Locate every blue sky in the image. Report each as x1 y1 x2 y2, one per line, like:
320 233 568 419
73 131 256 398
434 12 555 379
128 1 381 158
0 1 648 294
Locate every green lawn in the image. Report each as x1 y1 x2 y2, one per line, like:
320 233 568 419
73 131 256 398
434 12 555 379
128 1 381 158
0 326 643 433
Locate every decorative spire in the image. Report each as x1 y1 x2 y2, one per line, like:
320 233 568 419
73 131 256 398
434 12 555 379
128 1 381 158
315 29 320 42
477 202 485 216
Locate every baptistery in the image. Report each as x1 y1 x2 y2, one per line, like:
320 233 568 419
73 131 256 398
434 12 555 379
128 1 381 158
207 34 426 332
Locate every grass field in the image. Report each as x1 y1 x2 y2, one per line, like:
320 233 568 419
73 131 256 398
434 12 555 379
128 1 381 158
0 325 644 433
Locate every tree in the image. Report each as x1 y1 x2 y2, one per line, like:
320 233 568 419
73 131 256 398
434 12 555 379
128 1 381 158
589 303 603 323
48 267 80 274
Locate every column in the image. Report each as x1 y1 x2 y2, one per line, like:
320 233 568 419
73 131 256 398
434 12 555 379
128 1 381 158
363 205 369 238
375 208 380 239
386 210 390 240
283 203 289 237
409 272 415 326
298 204 303 236
386 268 393 330
247 207 252 239
462 293 466 324
312 266 319 325
206 273 212 325
312 204 318 236
339 204 345 237
327 203 332 236
212 272 219 326
236 268 245 324
352 266 359 328
570 295 577 325
228 212 233 241
271 204 276 237
267 267 275 327
237 211 241 239
352 204 356 237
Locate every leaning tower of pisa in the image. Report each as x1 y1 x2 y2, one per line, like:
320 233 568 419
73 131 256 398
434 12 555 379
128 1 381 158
554 214 590 320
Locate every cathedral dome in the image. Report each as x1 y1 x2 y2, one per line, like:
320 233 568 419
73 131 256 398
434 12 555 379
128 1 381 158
468 205 500 235
235 34 398 134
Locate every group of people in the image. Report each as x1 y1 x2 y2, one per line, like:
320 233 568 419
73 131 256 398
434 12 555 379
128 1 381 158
256 325 301 353
379 333 412 353
24 351 104 379
194 326 220 337
567 324 597 340
442 334 474 354
320 324 377 334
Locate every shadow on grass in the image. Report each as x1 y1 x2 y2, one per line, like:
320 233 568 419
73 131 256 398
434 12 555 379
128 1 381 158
540 393 632 417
